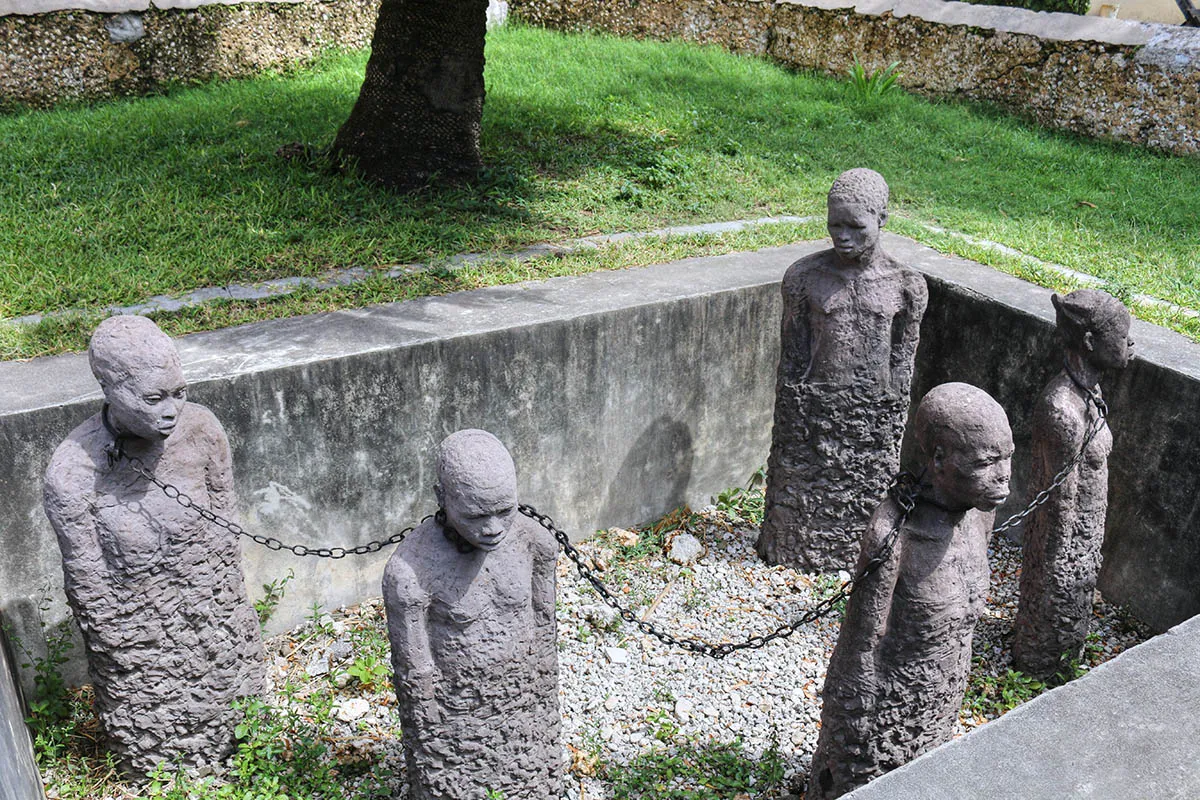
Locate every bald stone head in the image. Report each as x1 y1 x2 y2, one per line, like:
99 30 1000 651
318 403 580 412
827 168 889 264
915 382 1014 512
1052 289 1133 372
89 316 187 442
434 430 519 552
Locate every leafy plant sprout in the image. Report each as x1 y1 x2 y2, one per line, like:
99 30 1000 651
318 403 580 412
848 57 903 98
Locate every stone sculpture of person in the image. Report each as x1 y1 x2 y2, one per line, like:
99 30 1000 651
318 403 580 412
758 168 928 572
382 429 561 800
42 315 265 777
807 382 1014 800
1011 290 1133 679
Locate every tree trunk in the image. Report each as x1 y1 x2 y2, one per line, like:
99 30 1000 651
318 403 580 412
332 0 489 190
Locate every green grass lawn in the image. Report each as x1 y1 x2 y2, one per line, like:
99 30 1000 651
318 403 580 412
1 23 1198 360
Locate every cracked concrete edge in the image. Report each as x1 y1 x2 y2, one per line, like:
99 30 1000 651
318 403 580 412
3 216 818 328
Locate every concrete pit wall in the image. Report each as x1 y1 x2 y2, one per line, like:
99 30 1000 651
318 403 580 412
0 236 1198 682
509 0 1200 155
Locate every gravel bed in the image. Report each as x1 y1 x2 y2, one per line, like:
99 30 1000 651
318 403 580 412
260 504 1152 799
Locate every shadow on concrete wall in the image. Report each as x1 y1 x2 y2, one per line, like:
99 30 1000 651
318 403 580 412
599 416 694 530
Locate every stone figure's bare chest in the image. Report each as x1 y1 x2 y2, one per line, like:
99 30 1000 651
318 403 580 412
90 453 213 575
432 551 533 629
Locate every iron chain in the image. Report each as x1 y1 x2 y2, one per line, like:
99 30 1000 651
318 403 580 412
992 390 1108 535
519 471 918 661
122 455 415 558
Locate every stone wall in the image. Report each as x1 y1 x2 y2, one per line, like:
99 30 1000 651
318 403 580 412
1 236 1198 680
509 0 1200 154
0 0 380 108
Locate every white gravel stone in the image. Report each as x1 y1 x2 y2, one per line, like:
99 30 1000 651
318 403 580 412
334 698 370 722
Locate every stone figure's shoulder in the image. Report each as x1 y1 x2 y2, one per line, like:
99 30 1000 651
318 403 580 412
896 261 928 302
782 251 833 289
522 514 559 563
45 416 105 498
1035 376 1088 437
382 524 438 607
864 497 905 546
179 402 230 446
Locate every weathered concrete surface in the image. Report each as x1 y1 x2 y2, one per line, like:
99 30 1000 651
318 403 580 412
842 612 1200 799
0 235 1198 679
0 624 44 800
509 0 1200 154
0 244 794 674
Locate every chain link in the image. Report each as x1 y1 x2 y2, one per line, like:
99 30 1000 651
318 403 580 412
121 455 416 558
992 390 1107 536
519 471 919 660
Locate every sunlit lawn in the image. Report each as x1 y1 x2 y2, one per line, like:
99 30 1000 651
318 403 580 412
1 23 1197 359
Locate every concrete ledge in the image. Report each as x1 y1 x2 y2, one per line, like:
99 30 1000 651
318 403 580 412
844 612 1200 799
1 235 1198 680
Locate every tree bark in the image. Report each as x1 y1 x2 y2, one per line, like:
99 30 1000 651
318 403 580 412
332 0 489 190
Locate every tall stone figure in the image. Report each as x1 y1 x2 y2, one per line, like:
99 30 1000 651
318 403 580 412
758 168 928 572
383 430 561 800
1012 290 1133 679
807 383 1013 800
42 316 265 777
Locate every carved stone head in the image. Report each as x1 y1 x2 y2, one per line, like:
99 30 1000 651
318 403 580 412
827 168 889 264
915 382 1014 512
1052 289 1134 371
434 430 518 552
89 316 187 441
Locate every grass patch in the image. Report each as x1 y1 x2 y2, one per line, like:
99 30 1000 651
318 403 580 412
605 735 787 799
1 23 1198 357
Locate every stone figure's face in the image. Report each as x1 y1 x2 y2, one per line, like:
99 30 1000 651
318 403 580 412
1089 314 1134 371
933 429 1014 512
441 477 518 552
104 363 188 441
827 200 884 264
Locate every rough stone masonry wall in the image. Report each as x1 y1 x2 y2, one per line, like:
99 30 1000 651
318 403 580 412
509 0 1200 154
0 0 380 109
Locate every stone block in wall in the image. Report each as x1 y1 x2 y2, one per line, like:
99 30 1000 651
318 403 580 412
508 0 775 56
510 0 1200 154
768 0 1200 153
0 0 381 108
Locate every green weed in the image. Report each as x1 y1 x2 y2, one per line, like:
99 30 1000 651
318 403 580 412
848 58 903 98
254 568 295 631
606 733 786 799
962 660 1047 719
712 468 766 526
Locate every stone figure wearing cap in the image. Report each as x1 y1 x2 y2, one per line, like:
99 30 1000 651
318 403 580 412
807 382 1013 799
1012 290 1133 679
382 429 562 800
43 315 265 776
758 168 928 573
